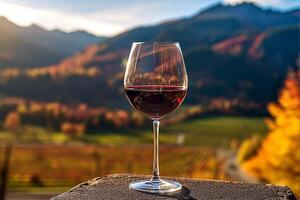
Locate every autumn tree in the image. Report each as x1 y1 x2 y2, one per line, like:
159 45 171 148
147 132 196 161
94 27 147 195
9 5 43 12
61 122 86 137
131 111 145 127
4 112 21 131
242 70 300 195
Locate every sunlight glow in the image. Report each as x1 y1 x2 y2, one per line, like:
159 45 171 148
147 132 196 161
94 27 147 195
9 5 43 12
0 2 38 26
0 2 123 36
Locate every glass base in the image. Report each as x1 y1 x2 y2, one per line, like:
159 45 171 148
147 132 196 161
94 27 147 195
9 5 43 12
129 179 182 193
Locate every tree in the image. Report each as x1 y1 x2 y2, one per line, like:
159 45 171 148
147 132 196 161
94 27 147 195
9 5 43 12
4 112 21 131
242 70 300 195
61 122 86 137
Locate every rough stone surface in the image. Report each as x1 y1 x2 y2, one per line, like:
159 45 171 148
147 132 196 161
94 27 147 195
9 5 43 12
51 174 297 200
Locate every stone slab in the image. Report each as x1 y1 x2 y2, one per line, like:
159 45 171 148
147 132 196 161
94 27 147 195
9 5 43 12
51 174 297 200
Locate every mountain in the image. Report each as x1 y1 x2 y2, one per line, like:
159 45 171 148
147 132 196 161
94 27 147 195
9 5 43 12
0 3 299 114
287 8 300 16
46 2 298 70
0 16 107 68
198 3 298 29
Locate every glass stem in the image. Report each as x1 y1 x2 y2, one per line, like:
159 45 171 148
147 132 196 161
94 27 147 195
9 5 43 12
151 120 160 183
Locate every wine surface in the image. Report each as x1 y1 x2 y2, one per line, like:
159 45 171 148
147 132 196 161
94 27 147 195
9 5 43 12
125 85 187 119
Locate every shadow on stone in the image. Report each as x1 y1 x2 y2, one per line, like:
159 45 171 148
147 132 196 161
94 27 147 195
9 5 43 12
144 187 197 200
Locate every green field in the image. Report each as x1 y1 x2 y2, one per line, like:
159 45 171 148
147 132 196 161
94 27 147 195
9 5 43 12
0 116 268 147
162 116 268 146
128 116 268 147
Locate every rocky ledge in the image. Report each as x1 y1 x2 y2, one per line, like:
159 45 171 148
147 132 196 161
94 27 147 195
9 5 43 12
51 174 297 200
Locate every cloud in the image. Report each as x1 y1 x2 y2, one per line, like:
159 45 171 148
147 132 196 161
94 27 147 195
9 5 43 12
0 0 215 36
0 2 126 36
0 1 176 36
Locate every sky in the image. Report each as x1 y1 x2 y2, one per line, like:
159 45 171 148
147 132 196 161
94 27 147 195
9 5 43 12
0 0 299 36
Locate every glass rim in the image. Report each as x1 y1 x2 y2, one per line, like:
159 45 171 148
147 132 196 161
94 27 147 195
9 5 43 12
132 42 179 45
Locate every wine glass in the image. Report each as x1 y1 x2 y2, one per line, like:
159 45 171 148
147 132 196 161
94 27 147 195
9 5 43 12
124 42 188 193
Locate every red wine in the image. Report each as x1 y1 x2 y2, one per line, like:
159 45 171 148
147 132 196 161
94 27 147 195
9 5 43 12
125 85 187 119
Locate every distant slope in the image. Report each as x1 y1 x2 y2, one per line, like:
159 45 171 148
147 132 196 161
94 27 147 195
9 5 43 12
212 26 299 70
0 16 107 68
186 26 299 104
0 3 299 113
49 3 298 72
259 26 300 70
0 22 64 68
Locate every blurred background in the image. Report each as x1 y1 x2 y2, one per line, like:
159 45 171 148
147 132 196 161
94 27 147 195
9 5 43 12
0 0 299 199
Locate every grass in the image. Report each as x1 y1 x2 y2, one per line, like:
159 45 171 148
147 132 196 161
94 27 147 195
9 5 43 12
161 116 268 146
82 133 145 145
85 116 268 147
0 116 268 147
133 116 268 147
166 117 266 136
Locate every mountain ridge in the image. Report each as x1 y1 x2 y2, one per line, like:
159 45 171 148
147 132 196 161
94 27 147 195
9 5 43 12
0 16 103 39
46 3 299 74
0 16 107 68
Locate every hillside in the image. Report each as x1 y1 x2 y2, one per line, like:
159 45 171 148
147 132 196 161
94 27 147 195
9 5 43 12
0 16 107 68
44 3 298 74
0 3 299 114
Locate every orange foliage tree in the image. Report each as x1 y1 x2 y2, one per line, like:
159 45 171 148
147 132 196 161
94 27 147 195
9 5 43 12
61 122 86 137
4 111 21 131
242 70 300 195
